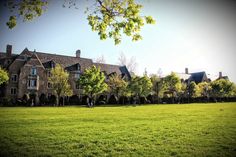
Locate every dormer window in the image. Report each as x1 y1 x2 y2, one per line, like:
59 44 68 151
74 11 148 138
31 67 37 75
51 62 55 68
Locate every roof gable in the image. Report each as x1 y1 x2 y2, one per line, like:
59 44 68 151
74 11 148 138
189 72 207 83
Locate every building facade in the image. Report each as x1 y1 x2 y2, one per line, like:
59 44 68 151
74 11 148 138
0 45 131 104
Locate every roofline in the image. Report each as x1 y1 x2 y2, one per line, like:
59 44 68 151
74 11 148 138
34 51 92 61
94 62 124 67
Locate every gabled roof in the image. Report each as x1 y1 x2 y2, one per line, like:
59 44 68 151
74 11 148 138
24 52 45 68
119 65 131 79
189 71 206 83
1 48 131 78
42 60 56 69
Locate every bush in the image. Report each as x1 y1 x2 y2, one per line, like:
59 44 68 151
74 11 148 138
108 95 118 104
39 94 47 106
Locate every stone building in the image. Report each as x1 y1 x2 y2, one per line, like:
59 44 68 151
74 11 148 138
0 45 131 104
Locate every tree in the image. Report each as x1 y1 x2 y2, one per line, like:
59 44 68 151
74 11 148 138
150 74 164 103
163 72 182 103
0 67 9 85
129 75 152 104
107 74 128 101
188 81 200 98
95 55 106 63
78 65 108 106
118 52 137 75
48 64 73 106
4 0 155 45
210 79 236 98
198 82 211 98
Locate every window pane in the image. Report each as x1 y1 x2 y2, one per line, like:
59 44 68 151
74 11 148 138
31 67 37 75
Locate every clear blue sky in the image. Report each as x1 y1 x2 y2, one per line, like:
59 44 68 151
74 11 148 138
1 0 236 82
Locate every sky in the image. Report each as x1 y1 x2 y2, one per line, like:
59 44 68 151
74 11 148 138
0 0 236 82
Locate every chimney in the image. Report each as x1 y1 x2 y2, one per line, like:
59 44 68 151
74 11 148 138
6 45 12 57
76 50 81 58
219 72 222 78
185 68 189 74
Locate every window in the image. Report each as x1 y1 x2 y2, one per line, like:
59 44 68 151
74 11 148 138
48 71 51 77
11 74 18 82
10 88 17 95
31 67 37 75
51 62 55 68
48 82 52 89
74 73 80 79
28 79 37 87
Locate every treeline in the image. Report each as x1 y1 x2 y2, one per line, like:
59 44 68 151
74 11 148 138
1 65 236 106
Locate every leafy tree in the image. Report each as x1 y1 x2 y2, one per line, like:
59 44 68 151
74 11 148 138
5 0 48 29
188 81 200 98
198 82 211 98
4 0 155 44
78 65 108 106
150 74 164 103
179 82 187 99
232 83 236 97
107 73 128 101
210 79 236 98
129 75 152 104
48 64 73 106
163 72 182 102
0 67 9 85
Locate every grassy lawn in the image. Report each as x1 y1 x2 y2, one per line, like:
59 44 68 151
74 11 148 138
0 103 236 157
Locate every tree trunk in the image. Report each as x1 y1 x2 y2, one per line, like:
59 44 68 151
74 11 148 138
157 91 160 104
138 94 141 105
172 92 174 104
56 94 60 106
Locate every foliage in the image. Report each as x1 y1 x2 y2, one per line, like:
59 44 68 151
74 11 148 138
5 0 48 29
198 82 211 97
210 79 236 97
48 64 72 106
87 0 155 44
78 65 108 102
107 74 128 98
179 82 187 98
0 67 9 85
163 72 182 98
188 81 200 98
150 74 164 98
4 0 155 44
129 75 152 100
0 103 236 156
